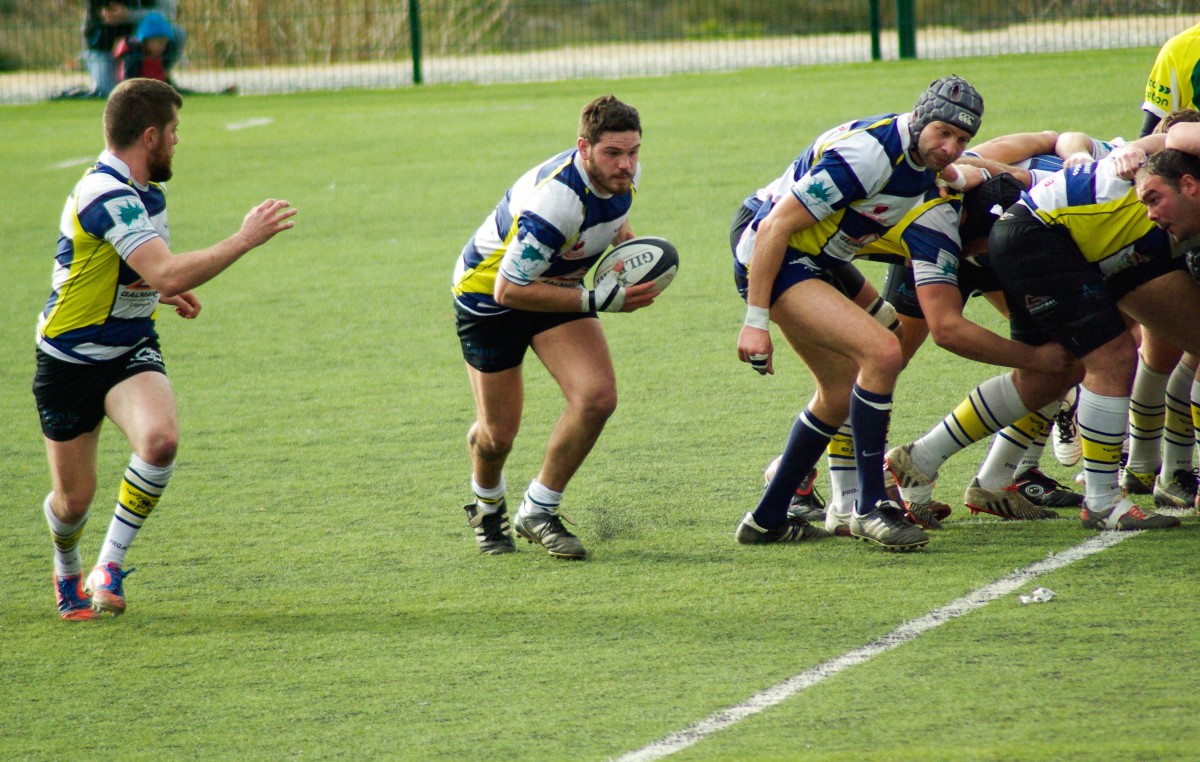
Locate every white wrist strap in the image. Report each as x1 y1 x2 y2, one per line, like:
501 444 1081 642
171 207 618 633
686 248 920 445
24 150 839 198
744 305 770 331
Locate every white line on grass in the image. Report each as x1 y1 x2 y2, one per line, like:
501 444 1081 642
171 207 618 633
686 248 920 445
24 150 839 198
616 531 1135 762
52 157 95 169
225 117 274 130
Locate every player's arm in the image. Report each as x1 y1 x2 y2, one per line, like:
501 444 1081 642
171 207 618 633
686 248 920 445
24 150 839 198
951 156 1033 190
970 131 1059 164
916 282 1070 372
126 199 296 297
1108 133 1168 179
737 193 818 375
1055 131 1101 166
494 274 657 314
1141 111 1163 138
1165 122 1200 154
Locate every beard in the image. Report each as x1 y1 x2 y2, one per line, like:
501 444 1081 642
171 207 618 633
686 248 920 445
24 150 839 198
584 157 632 195
148 148 173 183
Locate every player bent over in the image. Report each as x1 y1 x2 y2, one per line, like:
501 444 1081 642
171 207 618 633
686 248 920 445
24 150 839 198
35 78 297 620
892 127 1200 531
452 95 658 560
732 76 984 551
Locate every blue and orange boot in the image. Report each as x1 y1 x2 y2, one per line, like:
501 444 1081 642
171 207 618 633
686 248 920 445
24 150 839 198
85 563 135 616
55 573 99 621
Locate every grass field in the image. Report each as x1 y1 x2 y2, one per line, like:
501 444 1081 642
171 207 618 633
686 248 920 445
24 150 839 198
3 48 1199 761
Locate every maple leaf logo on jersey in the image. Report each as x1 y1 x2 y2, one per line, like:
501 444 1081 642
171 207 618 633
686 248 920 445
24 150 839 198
803 180 834 203
513 240 548 279
116 200 145 226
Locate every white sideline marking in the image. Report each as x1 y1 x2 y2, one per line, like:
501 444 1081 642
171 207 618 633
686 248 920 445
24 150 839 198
53 157 94 169
225 117 274 130
616 532 1135 762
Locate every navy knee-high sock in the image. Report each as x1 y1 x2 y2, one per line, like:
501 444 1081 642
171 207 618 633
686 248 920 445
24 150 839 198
850 383 893 513
753 408 838 528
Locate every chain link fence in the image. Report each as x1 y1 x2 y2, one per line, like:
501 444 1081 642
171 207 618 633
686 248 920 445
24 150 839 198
2 1 1197 103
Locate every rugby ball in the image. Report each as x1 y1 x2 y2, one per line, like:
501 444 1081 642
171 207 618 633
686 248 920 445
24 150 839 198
592 236 679 293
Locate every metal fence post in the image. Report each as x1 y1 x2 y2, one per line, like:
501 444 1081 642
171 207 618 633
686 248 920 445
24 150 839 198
409 0 423 85
868 0 882 61
896 0 916 59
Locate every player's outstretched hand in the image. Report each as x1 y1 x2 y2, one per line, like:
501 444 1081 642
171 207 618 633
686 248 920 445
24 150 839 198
239 199 298 250
619 281 659 312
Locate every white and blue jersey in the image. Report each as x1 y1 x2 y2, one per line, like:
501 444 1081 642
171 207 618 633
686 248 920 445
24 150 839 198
858 190 970 289
37 151 167 364
452 148 638 316
735 111 939 272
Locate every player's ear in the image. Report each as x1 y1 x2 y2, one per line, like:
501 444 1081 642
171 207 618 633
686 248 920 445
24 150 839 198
141 125 160 150
1183 173 1200 197
577 136 590 158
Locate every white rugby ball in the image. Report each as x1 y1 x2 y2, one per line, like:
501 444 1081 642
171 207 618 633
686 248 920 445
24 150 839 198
591 236 679 293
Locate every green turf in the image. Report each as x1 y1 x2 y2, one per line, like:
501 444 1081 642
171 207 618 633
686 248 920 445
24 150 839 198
3 48 1198 760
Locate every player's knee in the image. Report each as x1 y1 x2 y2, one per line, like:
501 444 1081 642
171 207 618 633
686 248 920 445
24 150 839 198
866 332 904 381
577 387 618 423
139 431 179 466
56 486 96 518
472 425 515 460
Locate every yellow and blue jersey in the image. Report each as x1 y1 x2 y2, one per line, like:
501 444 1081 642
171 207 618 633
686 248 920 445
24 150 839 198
37 151 167 364
1144 23 1200 119
736 112 939 273
859 189 968 289
1019 157 1169 273
452 148 638 316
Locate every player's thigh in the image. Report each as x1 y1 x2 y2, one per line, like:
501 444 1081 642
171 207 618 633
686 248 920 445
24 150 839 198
1120 270 1200 358
104 370 179 454
1078 330 1140 397
772 278 897 371
531 316 616 403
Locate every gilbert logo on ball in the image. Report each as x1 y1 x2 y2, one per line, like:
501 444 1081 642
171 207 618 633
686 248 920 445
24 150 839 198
592 236 680 293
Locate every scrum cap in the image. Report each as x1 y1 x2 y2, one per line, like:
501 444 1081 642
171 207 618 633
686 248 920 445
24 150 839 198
910 75 984 144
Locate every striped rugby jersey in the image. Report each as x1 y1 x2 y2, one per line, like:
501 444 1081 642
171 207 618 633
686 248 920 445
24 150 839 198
857 189 969 290
452 148 639 316
736 111 939 272
1018 156 1168 274
37 151 167 364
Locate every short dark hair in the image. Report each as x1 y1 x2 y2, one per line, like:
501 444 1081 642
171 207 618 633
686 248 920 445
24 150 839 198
579 95 640 144
104 78 182 150
1140 148 1200 191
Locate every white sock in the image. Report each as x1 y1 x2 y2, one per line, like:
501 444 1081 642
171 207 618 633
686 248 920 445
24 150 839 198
1161 361 1196 475
97 455 174 568
827 423 856 517
1078 387 1129 510
472 475 506 513
522 480 563 515
44 493 87 577
912 374 1027 476
1126 358 1167 474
